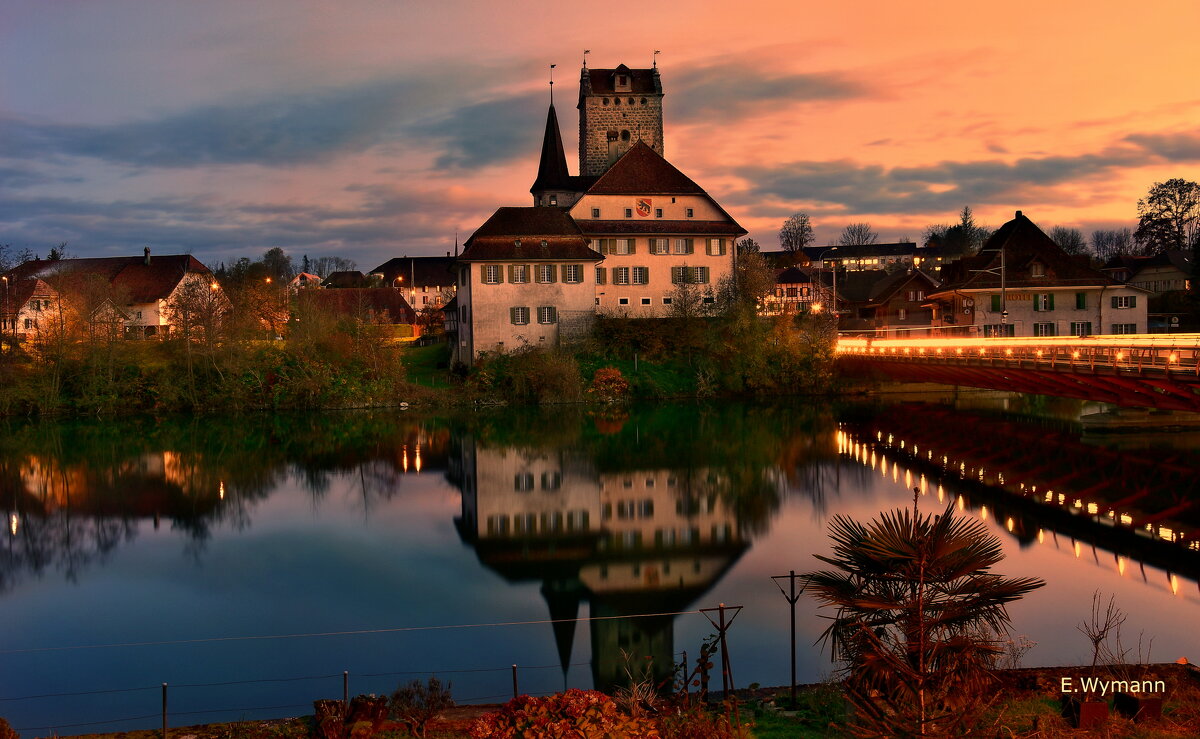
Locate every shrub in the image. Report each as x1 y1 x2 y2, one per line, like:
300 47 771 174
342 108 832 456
468 689 659 738
0 718 17 739
587 366 630 403
390 676 455 737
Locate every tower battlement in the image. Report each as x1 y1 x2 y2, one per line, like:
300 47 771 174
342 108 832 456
578 64 664 177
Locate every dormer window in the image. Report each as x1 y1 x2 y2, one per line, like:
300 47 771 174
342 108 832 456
1030 262 1046 278
617 75 627 86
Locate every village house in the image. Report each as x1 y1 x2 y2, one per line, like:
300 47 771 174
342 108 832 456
0 277 62 342
1101 250 1193 332
3 248 225 339
368 255 457 310
762 266 824 315
841 268 940 337
929 211 1149 337
453 207 602 366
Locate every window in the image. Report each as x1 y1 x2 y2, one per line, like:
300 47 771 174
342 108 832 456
591 207 600 218
514 473 534 491
1111 323 1137 334
685 208 694 218
1070 321 1093 336
1033 322 1056 337
624 208 633 218
671 266 710 284
786 287 798 298
672 238 694 254
662 297 673 305
422 295 428 304
706 238 726 256
537 306 557 324
548 195 557 206
1075 292 1087 310
654 208 663 218
1031 262 1046 277
898 308 907 320
1111 295 1137 309
509 264 529 283
24 318 34 330
536 264 556 283
650 238 669 255
486 515 510 536
906 290 925 301
596 267 606 285
596 239 633 255
618 297 630 305
483 265 501 284
510 307 530 325
616 239 633 255
983 324 1015 337
614 267 631 285
641 297 651 305
1033 293 1054 311
563 264 582 283
990 294 1001 312
632 266 649 284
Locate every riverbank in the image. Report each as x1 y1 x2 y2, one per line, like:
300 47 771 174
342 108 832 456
36 664 1200 739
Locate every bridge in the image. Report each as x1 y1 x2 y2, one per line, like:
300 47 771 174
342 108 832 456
837 333 1200 412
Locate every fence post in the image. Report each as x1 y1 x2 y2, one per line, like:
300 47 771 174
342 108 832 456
343 670 349 706
512 664 519 699
161 682 168 739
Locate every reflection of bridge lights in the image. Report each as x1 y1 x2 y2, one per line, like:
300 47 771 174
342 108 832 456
219 481 225 500
1160 526 1175 541
1074 541 1082 558
1087 503 1098 515
402 445 409 473
980 505 989 521
1038 529 1045 544
1171 574 1180 595
1006 517 1015 532
415 444 423 473
957 495 965 511
9 513 17 536
937 485 944 502
1118 556 1126 575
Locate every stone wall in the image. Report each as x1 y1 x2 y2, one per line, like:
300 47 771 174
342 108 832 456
578 94 663 176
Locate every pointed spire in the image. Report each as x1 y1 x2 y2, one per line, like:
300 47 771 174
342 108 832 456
530 103 571 195
541 580 581 678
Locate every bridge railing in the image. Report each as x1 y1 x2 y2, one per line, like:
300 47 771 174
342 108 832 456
837 333 1200 376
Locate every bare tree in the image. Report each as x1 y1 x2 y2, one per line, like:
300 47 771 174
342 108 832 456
838 222 878 246
736 237 761 255
1049 226 1087 255
1091 228 1136 261
779 213 815 255
310 256 358 278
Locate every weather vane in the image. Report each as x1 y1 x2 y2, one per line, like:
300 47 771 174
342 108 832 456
583 49 590 68
653 50 660 68
549 63 556 104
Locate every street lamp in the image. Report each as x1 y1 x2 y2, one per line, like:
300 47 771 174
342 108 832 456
969 245 1007 335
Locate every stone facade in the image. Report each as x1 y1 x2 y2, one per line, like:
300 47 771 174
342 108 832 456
578 66 664 177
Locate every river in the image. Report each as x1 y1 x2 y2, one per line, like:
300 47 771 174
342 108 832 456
1 394 1198 735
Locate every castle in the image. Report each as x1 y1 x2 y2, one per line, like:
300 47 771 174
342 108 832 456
453 60 744 365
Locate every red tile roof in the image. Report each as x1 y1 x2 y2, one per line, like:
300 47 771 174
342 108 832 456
6 254 213 304
1 278 56 318
297 288 416 324
460 207 602 262
586 142 706 195
581 66 662 96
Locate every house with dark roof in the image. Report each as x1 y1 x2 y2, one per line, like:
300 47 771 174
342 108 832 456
929 211 1148 337
321 270 368 289
4 249 223 338
1101 250 1194 332
454 207 603 366
367 255 457 312
803 242 930 272
832 268 940 337
763 266 826 316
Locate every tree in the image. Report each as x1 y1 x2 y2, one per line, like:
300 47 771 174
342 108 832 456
804 494 1044 737
736 237 761 255
838 222 878 246
779 213 815 256
262 247 294 282
46 242 71 261
926 207 990 255
310 256 358 278
1134 178 1200 255
1049 226 1087 255
1090 228 1136 261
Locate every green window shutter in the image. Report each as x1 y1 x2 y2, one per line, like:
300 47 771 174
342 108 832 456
506 264 515 283
991 294 1000 312
628 239 637 255
686 238 694 254
549 264 557 283
1075 292 1086 309
596 267 606 285
671 266 683 284
1130 295 1137 307
509 307 518 324
1047 293 1054 310
700 266 710 283
549 307 558 323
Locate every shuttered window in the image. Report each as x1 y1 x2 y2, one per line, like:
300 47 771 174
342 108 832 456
510 307 530 325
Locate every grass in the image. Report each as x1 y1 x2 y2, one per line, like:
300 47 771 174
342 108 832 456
401 342 452 388
576 354 697 397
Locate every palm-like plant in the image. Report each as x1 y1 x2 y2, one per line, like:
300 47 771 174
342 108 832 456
804 496 1044 737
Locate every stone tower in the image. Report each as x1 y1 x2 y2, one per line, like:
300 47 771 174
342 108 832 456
578 63 664 177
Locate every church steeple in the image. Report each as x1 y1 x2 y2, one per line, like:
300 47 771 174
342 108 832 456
530 104 572 207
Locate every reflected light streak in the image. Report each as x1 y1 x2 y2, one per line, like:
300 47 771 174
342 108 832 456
9 513 17 536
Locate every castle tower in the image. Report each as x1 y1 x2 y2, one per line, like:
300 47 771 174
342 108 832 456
578 63 664 177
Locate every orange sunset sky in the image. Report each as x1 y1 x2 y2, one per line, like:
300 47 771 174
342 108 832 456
2 0 1199 267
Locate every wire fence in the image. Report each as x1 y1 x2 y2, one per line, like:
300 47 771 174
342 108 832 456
2 608 710 735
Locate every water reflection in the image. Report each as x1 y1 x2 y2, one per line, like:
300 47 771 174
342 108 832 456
3 401 1200 734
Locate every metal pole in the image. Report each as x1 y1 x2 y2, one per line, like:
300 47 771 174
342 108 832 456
681 650 689 706
343 670 349 705
789 572 797 705
512 664 519 699
718 604 730 697
162 682 168 739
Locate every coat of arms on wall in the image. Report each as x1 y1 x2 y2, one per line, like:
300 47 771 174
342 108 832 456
636 198 652 217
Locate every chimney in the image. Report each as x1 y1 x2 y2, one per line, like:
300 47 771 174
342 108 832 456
143 246 151 266
1015 210 1023 218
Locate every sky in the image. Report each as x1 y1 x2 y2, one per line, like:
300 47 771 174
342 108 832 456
2 0 1199 271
